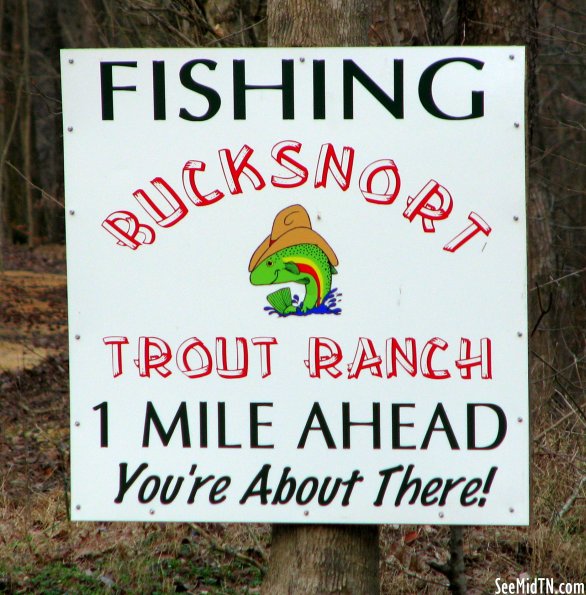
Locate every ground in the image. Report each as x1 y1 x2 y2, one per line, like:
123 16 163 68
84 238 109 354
0 245 584 594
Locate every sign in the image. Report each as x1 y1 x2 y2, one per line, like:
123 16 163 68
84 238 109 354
61 47 529 524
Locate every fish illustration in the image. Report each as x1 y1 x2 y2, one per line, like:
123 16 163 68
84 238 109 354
249 205 339 315
250 244 337 313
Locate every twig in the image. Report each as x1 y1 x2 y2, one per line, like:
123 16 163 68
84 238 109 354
206 17 267 46
531 350 586 396
490 549 524 572
386 556 450 589
5 161 64 208
0 73 24 172
126 3 197 46
561 93 586 108
246 525 268 564
189 523 266 575
535 444 586 465
429 526 467 594
553 388 586 428
555 476 586 522
530 283 553 336
534 408 582 442
416 0 431 45
530 266 586 289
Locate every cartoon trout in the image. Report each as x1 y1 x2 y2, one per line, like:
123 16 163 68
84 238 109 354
248 204 338 315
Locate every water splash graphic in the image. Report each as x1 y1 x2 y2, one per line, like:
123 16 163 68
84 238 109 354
264 288 342 317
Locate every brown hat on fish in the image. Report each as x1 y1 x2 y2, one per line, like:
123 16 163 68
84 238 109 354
248 204 339 272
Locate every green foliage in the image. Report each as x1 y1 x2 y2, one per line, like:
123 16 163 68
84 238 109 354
23 563 103 594
0 550 264 594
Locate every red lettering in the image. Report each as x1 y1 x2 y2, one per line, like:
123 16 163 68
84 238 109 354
176 337 213 378
314 143 355 191
219 145 266 194
305 337 343 378
182 160 224 206
420 337 451 379
347 337 382 379
251 337 278 378
101 211 156 250
136 336 172 378
386 338 417 378
444 212 492 252
456 338 492 379
133 177 188 228
216 337 249 379
103 336 129 377
359 159 401 205
403 180 453 232
271 140 308 188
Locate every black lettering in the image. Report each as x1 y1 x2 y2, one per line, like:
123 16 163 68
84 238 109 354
100 61 137 120
438 477 466 506
209 477 231 504
250 402 274 448
142 401 191 447
152 61 166 120
342 402 381 449
179 59 221 121
419 58 484 120
343 59 404 119
218 402 241 448
460 478 483 506
421 478 443 506
240 464 272 504
296 477 319 505
341 470 364 506
394 464 421 506
421 403 460 450
187 473 215 504
391 403 416 449
199 402 208 448
114 462 148 503
138 475 160 503
373 464 404 507
233 59 294 120
160 475 184 504
313 60 326 119
467 404 507 449
272 467 296 505
317 477 343 506
297 402 336 449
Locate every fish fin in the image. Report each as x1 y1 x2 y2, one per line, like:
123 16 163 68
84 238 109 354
331 265 338 274
267 288 293 313
284 262 300 275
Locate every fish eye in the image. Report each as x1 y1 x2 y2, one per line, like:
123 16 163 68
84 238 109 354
267 260 273 267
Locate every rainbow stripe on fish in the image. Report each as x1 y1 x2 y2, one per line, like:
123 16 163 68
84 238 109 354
282 256 327 304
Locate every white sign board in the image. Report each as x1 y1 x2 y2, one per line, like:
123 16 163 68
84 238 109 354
61 47 528 525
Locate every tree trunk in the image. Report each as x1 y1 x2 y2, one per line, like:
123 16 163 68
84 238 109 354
268 0 373 47
457 1 554 302
29 0 64 243
262 2 382 593
0 0 6 269
457 0 555 401
263 525 380 594
21 0 34 246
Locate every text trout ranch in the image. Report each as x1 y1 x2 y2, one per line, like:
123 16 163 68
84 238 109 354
103 336 493 381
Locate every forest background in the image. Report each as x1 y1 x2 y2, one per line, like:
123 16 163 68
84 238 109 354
0 0 584 593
